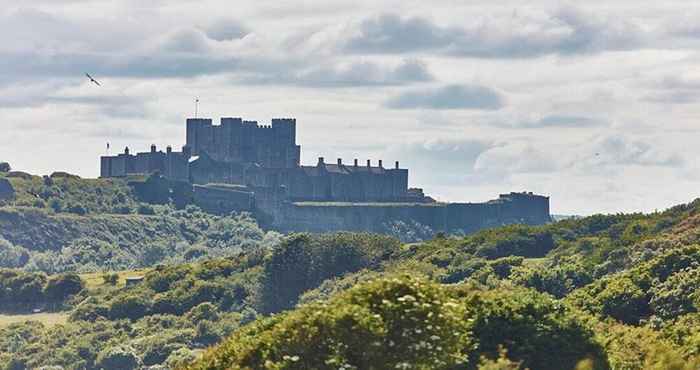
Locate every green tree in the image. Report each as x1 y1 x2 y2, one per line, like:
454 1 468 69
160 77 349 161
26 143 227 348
43 273 84 304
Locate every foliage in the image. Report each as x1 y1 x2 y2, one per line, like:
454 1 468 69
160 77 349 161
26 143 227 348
0 163 10 173
0 206 279 274
259 233 400 313
0 269 82 311
189 275 607 370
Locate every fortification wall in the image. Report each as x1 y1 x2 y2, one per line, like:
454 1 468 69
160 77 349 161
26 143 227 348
192 184 255 215
268 193 551 233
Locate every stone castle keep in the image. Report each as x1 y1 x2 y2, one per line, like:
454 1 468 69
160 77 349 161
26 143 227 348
101 116 551 233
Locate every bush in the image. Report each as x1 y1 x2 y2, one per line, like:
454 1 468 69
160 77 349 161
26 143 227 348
96 346 141 370
137 204 156 215
102 273 119 286
190 275 472 370
108 294 151 320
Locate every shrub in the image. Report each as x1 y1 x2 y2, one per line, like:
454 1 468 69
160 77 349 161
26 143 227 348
137 204 156 215
190 275 472 370
96 345 141 370
108 294 151 320
102 273 119 286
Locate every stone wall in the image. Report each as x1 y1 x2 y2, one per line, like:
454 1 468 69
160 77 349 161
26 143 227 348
192 184 255 215
268 193 551 233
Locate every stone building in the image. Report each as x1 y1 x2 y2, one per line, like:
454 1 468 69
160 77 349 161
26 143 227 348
99 115 551 233
100 145 190 181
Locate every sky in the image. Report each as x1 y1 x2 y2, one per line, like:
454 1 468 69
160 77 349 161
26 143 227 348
2 0 700 215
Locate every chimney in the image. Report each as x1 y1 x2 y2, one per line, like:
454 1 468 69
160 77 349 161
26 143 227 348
151 144 156 153
354 159 358 167
395 161 399 169
366 159 371 167
166 146 172 154
318 157 325 166
379 160 383 168
337 158 342 166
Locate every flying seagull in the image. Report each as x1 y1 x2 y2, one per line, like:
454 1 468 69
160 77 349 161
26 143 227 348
85 73 101 86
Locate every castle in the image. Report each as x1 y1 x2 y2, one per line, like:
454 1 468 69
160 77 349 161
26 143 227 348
101 116 551 233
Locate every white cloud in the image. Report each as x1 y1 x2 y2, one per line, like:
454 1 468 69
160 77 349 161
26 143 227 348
3 0 700 216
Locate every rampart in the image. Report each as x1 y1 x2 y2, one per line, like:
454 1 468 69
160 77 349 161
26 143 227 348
267 192 551 233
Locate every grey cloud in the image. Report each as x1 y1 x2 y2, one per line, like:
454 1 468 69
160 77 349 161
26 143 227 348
0 81 153 119
593 135 683 168
387 139 496 184
474 143 559 177
385 84 504 110
642 76 700 104
345 14 451 54
242 59 433 87
643 91 700 104
492 114 608 129
203 19 249 41
160 28 212 53
344 7 644 58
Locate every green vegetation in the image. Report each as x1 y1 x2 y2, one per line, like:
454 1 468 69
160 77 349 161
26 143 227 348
0 270 82 312
0 205 280 274
6 170 700 368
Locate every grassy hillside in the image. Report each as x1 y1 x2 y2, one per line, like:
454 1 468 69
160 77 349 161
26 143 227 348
185 200 700 370
6 169 700 368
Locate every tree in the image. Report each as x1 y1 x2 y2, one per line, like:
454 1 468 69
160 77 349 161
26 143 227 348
44 273 84 304
0 162 10 173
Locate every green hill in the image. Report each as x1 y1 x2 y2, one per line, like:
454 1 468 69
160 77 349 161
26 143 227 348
184 200 700 370
6 169 700 368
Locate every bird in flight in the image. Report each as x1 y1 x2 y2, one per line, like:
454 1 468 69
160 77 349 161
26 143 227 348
85 73 101 86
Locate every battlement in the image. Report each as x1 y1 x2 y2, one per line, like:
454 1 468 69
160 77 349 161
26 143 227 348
186 116 300 168
100 144 190 181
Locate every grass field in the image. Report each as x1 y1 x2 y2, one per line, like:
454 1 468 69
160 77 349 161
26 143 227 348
80 268 151 290
0 312 68 328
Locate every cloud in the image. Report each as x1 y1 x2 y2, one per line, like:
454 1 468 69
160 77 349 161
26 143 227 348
203 19 249 41
240 59 433 87
385 84 505 110
343 7 644 58
642 75 700 104
387 138 496 184
492 114 609 129
587 135 684 168
0 80 153 119
474 142 559 179
159 28 213 53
